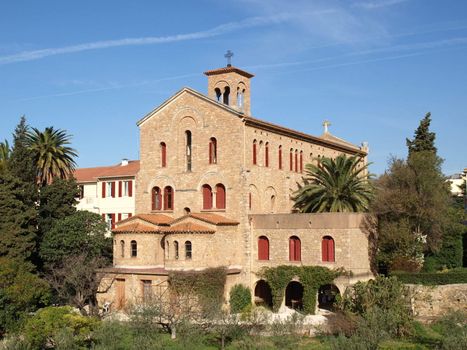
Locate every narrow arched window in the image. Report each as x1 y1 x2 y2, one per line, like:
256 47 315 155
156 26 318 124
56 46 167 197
120 240 125 258
174 241 179 259
215 183 226 209
258 236 269 260
278 146 282 170
131 240 137 257
270 195 275 212
289 149 293 171
160 142 167 167
223 86 230 105
253 140 257 165
215 88 222 102
185 130 192 172
202 184 213 210
152 187 162 211
295 150 298 172
185 241 192 259
164 186 174 210
322 236 335 262
289 236 301 261
300 151 303 173
209 137 217 164
265 142 269 167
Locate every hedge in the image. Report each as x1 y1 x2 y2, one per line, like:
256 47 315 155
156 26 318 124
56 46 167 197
391 268 467 285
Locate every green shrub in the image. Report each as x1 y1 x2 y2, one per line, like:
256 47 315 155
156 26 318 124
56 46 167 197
229 284 251 314
22 306 99 349
392 269 467 285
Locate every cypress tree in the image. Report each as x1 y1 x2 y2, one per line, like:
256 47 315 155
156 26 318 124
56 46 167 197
406 112 437 156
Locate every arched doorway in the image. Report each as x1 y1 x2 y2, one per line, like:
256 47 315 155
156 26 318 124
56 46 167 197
285 281 303 310
254 280 273 308
318 284 340 310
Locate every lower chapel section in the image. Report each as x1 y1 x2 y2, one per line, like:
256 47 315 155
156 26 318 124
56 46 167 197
90 64 372 312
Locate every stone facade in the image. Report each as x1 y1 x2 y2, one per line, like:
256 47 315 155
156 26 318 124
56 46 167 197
97 65 373 312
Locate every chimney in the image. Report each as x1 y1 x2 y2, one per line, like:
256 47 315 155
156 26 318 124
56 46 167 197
121 158 129 166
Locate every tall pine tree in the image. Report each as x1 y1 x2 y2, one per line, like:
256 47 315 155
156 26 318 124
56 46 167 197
406 112 437 155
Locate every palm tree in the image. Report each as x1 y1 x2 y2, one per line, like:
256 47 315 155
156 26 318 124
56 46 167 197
0 139 11 172
26 127 78 186
292 154 374 213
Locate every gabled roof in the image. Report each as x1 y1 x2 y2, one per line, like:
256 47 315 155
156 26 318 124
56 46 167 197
171 213 239 226
203 66 254 78
117 213 173 227
74 160 140 183
163 222 215 233
113 222 158 233
319 132 360 151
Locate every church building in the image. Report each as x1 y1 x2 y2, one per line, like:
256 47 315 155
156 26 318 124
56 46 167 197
98 59 373 312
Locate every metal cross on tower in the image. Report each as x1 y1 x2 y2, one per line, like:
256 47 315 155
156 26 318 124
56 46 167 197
323 120 331 133
224 50 234 67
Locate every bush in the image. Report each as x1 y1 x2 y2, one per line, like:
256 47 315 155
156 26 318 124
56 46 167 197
392 269 467 285
22 306 99 349
229 284 251 314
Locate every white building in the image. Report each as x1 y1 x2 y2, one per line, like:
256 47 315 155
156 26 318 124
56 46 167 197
74 159 139 229
447 168 466 197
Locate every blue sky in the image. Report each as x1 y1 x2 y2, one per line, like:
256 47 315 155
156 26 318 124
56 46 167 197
1 0 466 175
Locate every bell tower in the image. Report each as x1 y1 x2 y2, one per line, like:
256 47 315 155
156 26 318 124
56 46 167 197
204 51 254 115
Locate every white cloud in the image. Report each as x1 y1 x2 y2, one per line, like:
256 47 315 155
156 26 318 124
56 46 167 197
352 0 410 10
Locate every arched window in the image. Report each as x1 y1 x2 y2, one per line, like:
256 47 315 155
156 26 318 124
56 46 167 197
278 146 282 170
160 142 167 167
258 236 269 260
215 183 226 209
185 241 192 259
223 86 230 105
289 236 301 261
289 148 293 171
237 88 244 108
151 187 162 211
248 192 252 210
185 130 192 172
215 88 222 102
174 241 179 259
322 236 335 262
164 186 174 210
183 207 191 215
265 142 269 167
202 184 213 210
253 140 257 165
209 137 217 164
131 240 137 257
270 195 275 212
300 151 303 173
295 150 298 172
120 240 125 258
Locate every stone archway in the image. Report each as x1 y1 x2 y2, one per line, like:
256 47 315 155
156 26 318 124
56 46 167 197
254 280 273 308
318 284 340 310
285 281 303 310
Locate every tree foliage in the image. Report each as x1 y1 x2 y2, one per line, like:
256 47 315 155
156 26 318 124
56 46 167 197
0 139 10 173
406 112 436 155
292 154 373 213
26 126 78 186
229 284 252 314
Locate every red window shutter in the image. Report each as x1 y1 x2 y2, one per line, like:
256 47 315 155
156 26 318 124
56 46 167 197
279 147 282 169
164 187 173 210
328 238 335 262
265 144 269 167
215 184 225 209
128 213 132 218
118 181 122 197
289 238 294 261
253 142 257 165
202 185 212 209
111 213 116 229
102 213 105 221
102 182 106 198
322 238 327 261
295 152 298 172
118 213 122 222
249 193 252 210
209 141 213 164
128 181 133 197
258 237 269 260
290 151 293 171
111 182 115 198
296 238 301 261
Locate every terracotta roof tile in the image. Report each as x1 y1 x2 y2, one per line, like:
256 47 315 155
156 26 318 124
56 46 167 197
176 213 239 226
117 213 173 227
164 222 215 233
113 223 158 233
204 66 254 78
73 160 139 183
